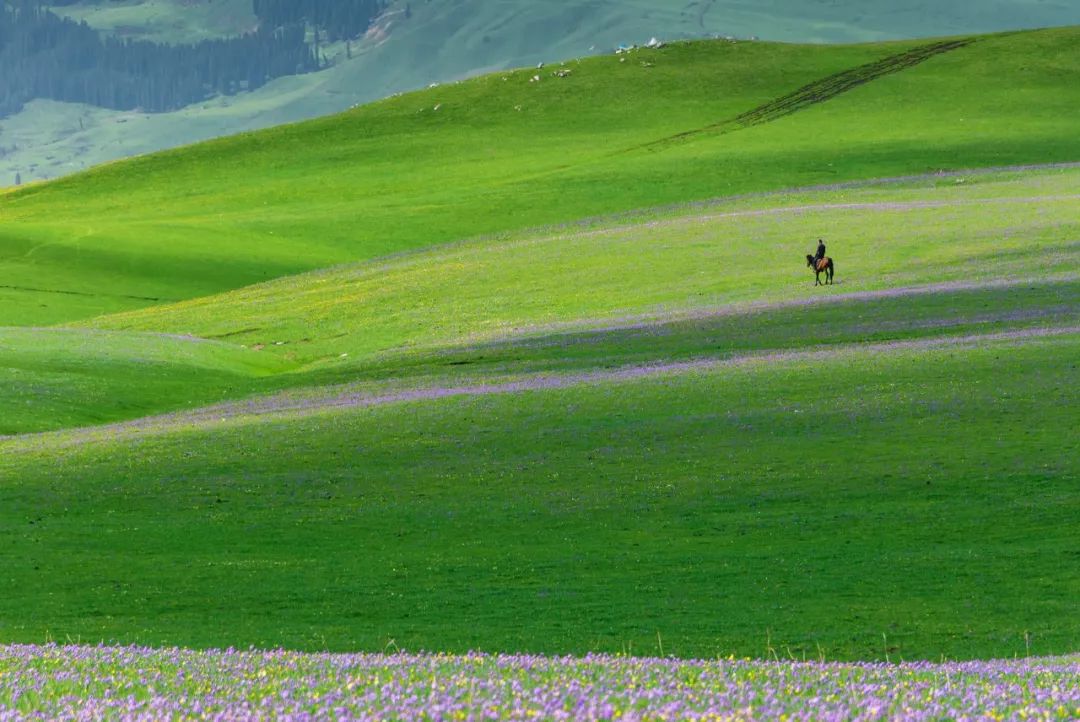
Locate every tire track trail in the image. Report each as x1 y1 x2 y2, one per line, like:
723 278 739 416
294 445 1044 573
0 283 165 302
637 38 976 152
4 324 1076 452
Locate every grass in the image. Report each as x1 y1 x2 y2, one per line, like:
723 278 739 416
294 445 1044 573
0 168 1077 660
0 328 288 435
0 29 1077 665
5 28 1080 326
83 167 1080 367
1 331 1076 660
1 167 1075 434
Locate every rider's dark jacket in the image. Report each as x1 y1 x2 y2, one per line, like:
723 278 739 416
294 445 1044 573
815 242 826 260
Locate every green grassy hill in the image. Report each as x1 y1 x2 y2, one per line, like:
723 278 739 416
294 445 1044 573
4 166 1076 434
4 27 1080 329
0 28 1077 662
7 0 1080 188
1 330 1076 660
1 168 1077 659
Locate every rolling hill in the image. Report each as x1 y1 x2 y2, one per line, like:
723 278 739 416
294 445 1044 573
0 26 1076 662
3 27 1080 329
5 0 1080 187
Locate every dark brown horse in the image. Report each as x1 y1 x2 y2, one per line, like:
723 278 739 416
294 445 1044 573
806 254 835 285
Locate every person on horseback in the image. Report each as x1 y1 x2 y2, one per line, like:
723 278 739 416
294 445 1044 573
806 238 834 285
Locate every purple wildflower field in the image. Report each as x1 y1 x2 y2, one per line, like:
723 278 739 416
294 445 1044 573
0 645 1076 721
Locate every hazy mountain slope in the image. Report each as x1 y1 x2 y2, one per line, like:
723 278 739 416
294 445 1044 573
49 0 256 43
4 0 1080 187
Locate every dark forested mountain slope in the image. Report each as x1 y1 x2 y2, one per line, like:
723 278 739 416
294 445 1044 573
0 0 386 117
252 0 384 42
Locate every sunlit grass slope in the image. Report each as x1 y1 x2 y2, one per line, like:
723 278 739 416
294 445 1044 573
3 27 1080 325
88 168 1080 368
1 166 1075 434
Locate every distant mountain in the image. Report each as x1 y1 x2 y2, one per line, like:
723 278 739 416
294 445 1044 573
3 0 1080 187
0 2 320 118
0 0 395 119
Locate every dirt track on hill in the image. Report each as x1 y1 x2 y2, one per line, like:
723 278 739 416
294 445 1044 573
643 38 977 150
3 324 1076 452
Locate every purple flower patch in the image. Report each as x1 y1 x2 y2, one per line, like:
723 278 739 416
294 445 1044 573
0 644 1076 720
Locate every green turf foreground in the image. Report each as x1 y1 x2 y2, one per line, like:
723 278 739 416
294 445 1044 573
1 329 1076 660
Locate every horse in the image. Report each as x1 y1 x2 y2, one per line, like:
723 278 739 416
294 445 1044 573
806 254 835 286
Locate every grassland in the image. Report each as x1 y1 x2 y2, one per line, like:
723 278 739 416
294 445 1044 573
2 166 1076 433
84 169 1080 366
2 326 1076 659
2 167 1078 660
5 28 1080 329
0 28 1077 666
0 327 287 435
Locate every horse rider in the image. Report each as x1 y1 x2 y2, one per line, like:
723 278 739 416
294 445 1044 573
814 239 826 266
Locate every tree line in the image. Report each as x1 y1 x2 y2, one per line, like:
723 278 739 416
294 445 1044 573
0 0 386 118
253 0 385 42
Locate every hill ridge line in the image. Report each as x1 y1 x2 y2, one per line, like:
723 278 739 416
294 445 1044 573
468 274 1080 342
448 163 1080 253
638 37 977 151
340 164 1080 277
4 324 1076 451
554 194 1080 245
